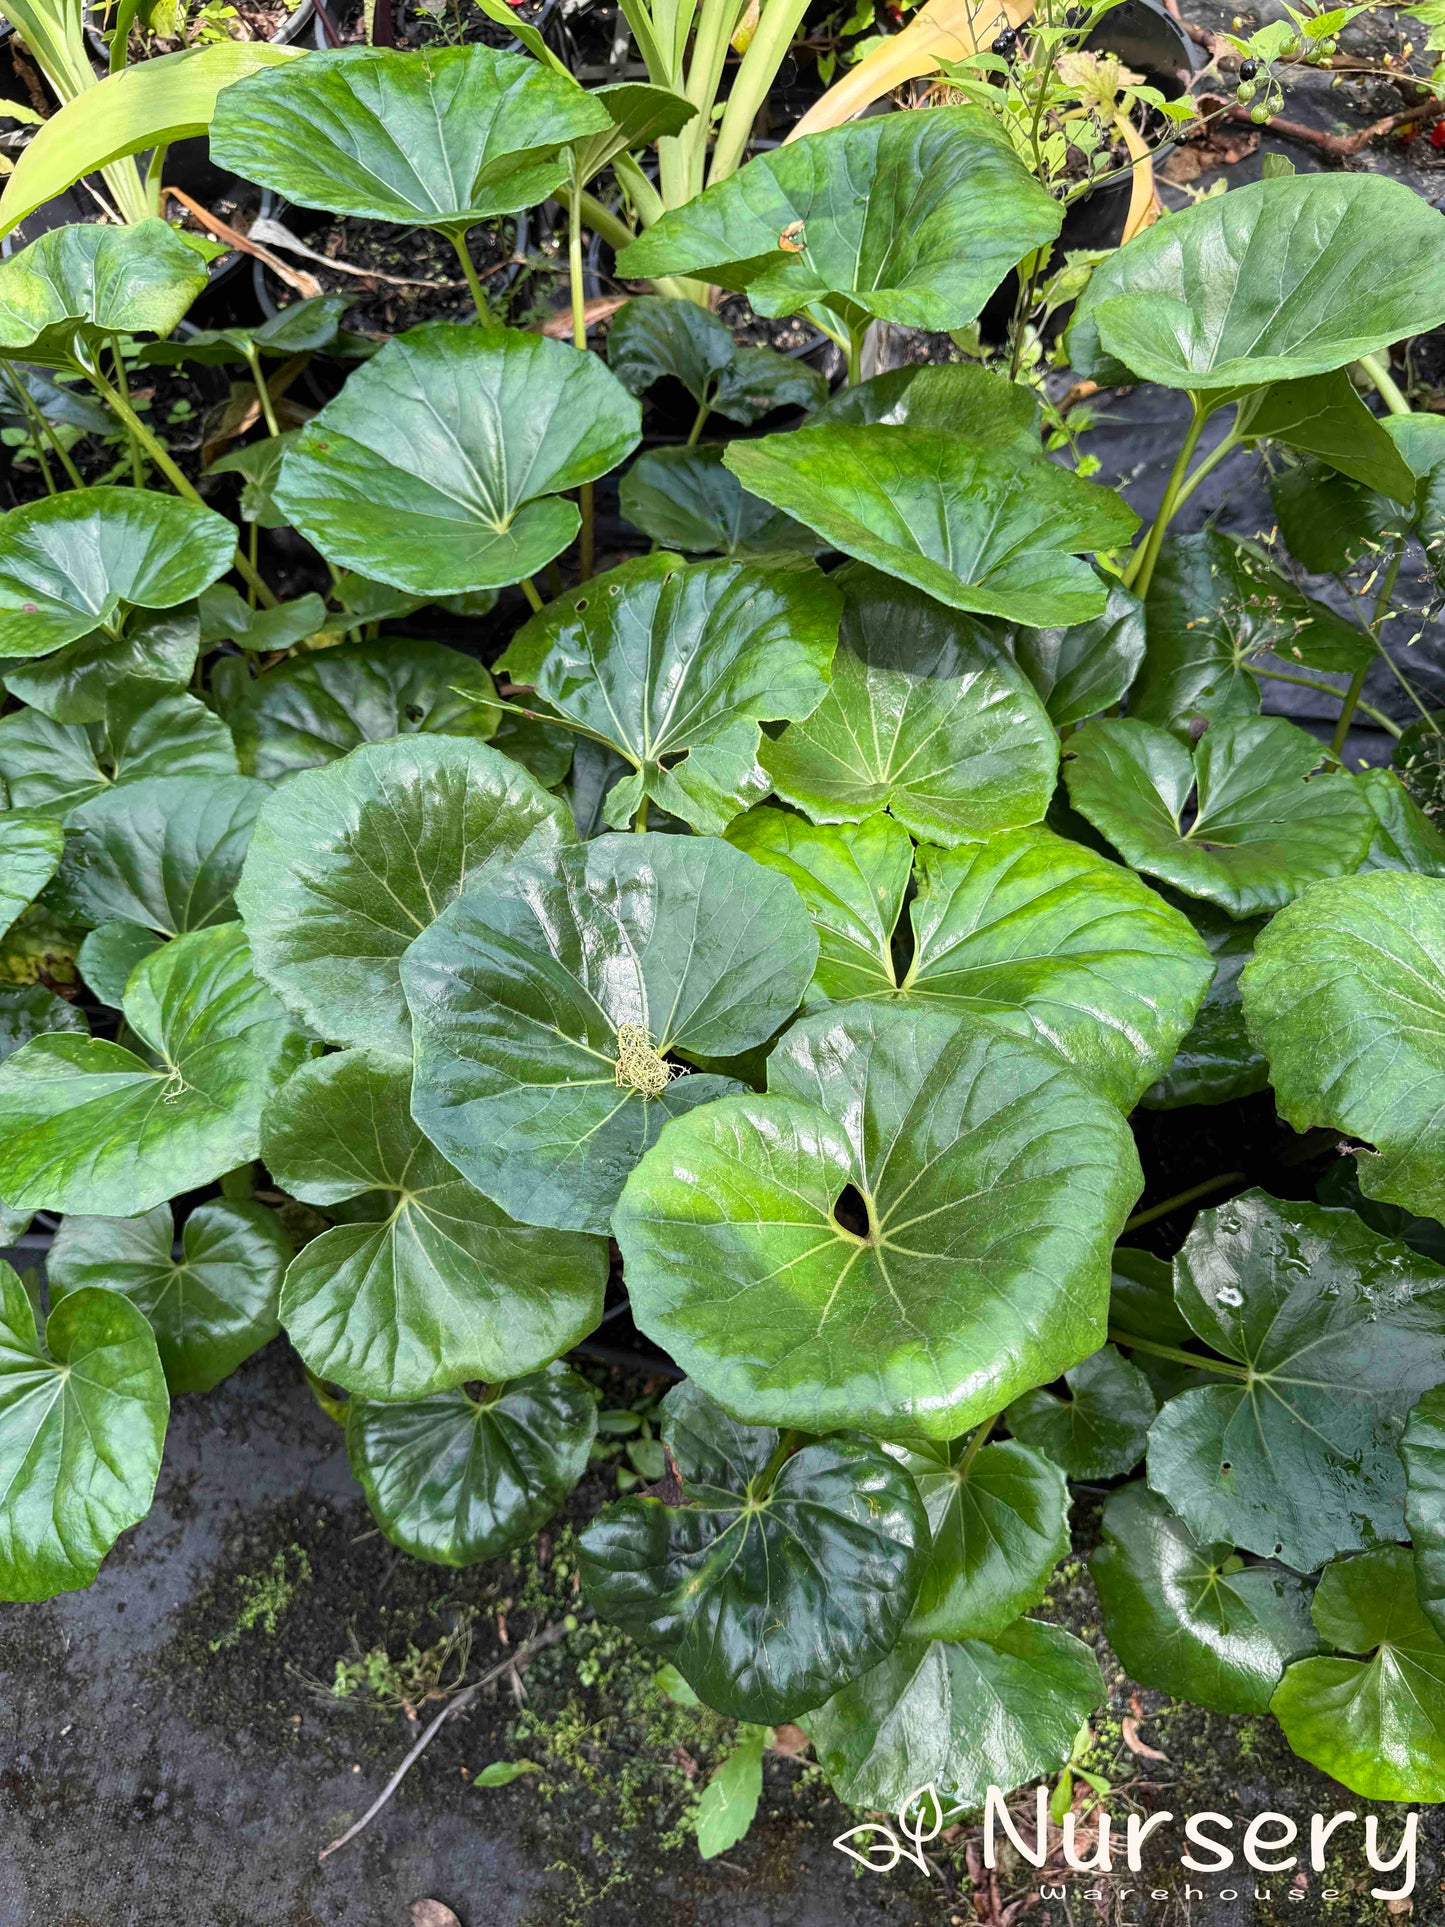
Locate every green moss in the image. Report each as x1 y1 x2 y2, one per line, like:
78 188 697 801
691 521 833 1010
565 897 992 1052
207 1545 312 1651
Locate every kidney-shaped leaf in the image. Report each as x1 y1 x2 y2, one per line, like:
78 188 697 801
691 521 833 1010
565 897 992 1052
619 108 1061 333
0 684 237 823
0 487 233 659
211 44 610 235
618 1001 1142 1441
1006 1343 1157 1479
605 295 827 423
1142 1191 1445 1571
810 361 1043 451
347 1364 597 1567
0 218 207 367
1065 716 1374 917
1009 580 1145 729
0 811 63 938
727 427 1137 628
403 831 817 1233
1271 1546 1445 1801
1093 1483 1319 1716
77 921 164 1009
238 734 572 1059
48 1199 291 1395
803 1618 1103 1810
498 554 839 835
0 922 310 1216
618 445 817 557
578 1380 927 1723
0 1265 167 1601
275 322 641 595
6 605 200 725
232 637 496 781
1067 174 1445 391
895 1434 1069 1641
262 1049 605 1399
1241 871 1445 1222
61 773 266 936
760 565 1058 844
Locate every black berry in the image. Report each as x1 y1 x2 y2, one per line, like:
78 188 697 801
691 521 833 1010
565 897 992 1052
992 25 1019 56
1239 57 1258 78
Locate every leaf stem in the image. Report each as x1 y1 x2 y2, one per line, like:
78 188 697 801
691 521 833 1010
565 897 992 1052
1123 1171 1244 1232
1107 1329 1250 1382
1170 426 1243 513
520 577 545 614
242 340 282 440
634 795 650 832
111 339 145 489
1357 352 1411 417
1123 396 1210 599
956 1411 997 1477
686 395 711 446
458 688 616 749
1249 664 1402 737
845 325 864 389
1331 532 1405 761
753 1428 804 1500
567 182 595 583
451 227 490 321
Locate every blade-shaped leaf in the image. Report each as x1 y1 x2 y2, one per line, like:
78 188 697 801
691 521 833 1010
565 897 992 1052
1144 1191 1445 1571
346 1364 598 1566
48 1200 291 1395
0 219 206 367
1242 871 1445 1220
0 684 237 822
1064 716 1375 916
1006 1344 1156 1479
617 1001 1142 1441
726 427 1138 627
1092 1483 1319 1715
262 1048 605 1398
1067 175 1445 391
894 1434 1069 1640
0 1265 167 1601
59 774 266 936
760 565 1058 843
137 293 348 367
211 44 611 235
5 605 200 724
618 445 818 557
232 637 497 781
0 922 311 1215
238 734 573 1060
497 554 839 835
402 832 817 1234
1271 1546 1445 1801
274 321 641 595
618 108 1061 333
802 1619 1103 1810
0 811 63 937
578 1380 927 1722
0 487 233 658
199 585 327 651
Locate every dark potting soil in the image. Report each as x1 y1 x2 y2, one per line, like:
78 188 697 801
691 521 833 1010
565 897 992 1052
259 213 524 335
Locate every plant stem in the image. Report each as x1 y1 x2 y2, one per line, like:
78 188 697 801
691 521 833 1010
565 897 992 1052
242 341 282 440
451 228 489 321
520 577 544 614
686 395 711 446
1107 1329 1250 1382
1357 352 1411 417
956 1412 997 1477
1123 397 1210 598
1251 665 1401 737
1331 532 1406 760
111 341 145 488
1170 427 1243 512
634 795 650 832
845 326 864 388
567 183 595 583
3 367 63 494
1123 1171 1244 1232
81 358 279 608
753 1428 803 1499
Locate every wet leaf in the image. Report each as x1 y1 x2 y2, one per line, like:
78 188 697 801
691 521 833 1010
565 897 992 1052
1006 1344 1156 1480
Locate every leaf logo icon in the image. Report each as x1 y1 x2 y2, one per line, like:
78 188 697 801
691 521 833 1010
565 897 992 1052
832 1783 944 1873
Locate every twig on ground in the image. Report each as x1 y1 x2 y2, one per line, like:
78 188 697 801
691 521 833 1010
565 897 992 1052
1225 95 1445 157
316 1618 577 1863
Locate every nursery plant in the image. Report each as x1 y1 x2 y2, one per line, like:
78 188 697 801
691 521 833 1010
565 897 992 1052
7 28 1445 1849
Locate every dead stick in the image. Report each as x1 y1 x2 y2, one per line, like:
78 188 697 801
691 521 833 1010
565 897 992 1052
1225 95 1445 158
317 1618 576 1863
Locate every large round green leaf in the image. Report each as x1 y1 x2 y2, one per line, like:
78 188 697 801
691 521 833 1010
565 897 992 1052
0 811 63 938
1140 894 1268 1110
48 1200 291 1395
1064 716 1374 917
810 362 1043 450
0 219 206 367
497 554 839 836
727 427 1137 628
60 774 266 936
803 1619 1104 1810
1092 1483 1319 1716
211 44 609 237
1006 1344 1156 1479
0 488 233 659
606 295 827 423
404 831 815 1233
232 637 496 781
1145 1191 1445 1571
618 445 816 558
618 108 1061 332
1241 871 1445 1221
1009 580 1145 729
77 920 164 1009
346 1364 597 1567
0 1263 167 1601
730 811 1212 1110
237 734 572 1059
0 922 310 1216
1271 1546 1445 1801
274 322 641 595
5 606 199 725
895 1434 1068 1641
0 684 237 822
618 1001 1141 1441
1067 174 1445 391
261 1049 605 1399
1403 1386 1445 1640
577 1381 927 1723
759 565 1057 844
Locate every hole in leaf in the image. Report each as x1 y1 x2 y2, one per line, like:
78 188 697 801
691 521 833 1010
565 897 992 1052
1220 1461 1232 1474
575 598 588 611
833 1183 870 1239
404 703 425 723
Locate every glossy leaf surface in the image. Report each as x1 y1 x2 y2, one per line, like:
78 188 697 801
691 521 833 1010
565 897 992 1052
61 774 265 936
0 812 63 937
1006 1344 1156 1479
1140 895 1268 1109
1010 581 1145 729
0 686 237 822
5 606 200 724
606 295 826 421
0 219 206 366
